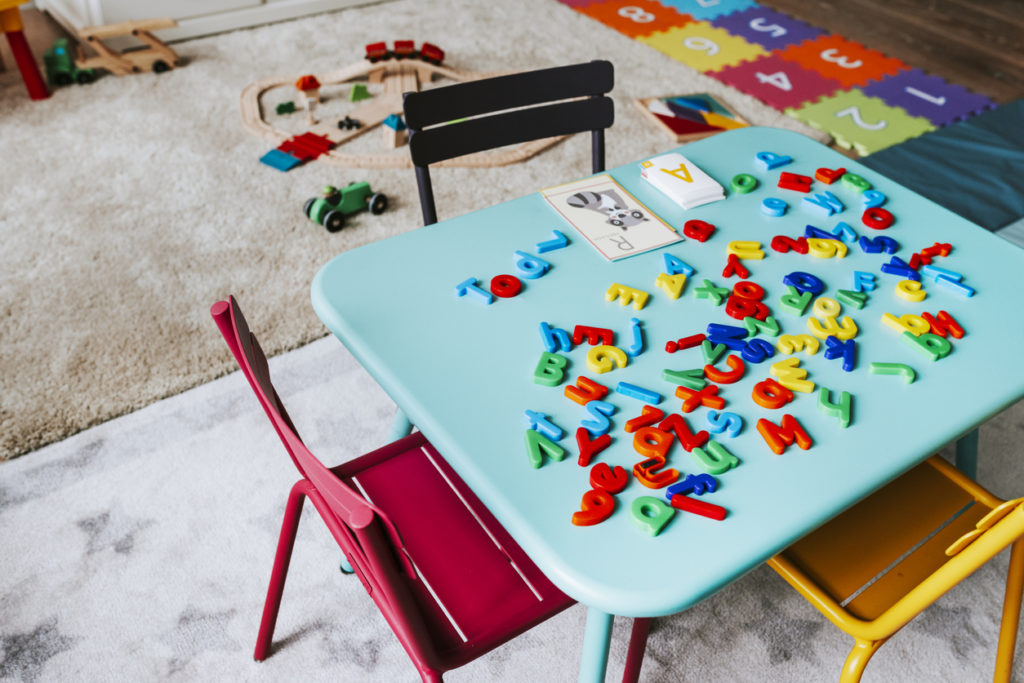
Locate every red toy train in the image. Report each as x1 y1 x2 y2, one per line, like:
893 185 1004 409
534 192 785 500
365 41 444 65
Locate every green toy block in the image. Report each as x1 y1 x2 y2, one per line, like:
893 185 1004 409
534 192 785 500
662 368 706 390
350 83 371 102
275 101 296 115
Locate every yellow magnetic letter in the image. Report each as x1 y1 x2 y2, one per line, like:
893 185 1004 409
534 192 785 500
587 345 629 374
606 283 650 310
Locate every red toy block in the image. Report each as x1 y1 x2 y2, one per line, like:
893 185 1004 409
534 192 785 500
632 426 674 459
665 340 679 353
732 281 765 301
815 166 846 184
489 274 522 298
564 376 609 404
771 235 810 254
722 253 750 279
862 207 895 230
778 34 907 89
922 310 965 339
571 488 616 526
725 295 769 321
683 219 716 242
752 378 793 409
675 384 726 412
778 171 812 193
625 405 666 433
590 462 629 494
669 494 727 520
756 414 813 455
703 354 746 384
576 427 612 467
658 413 710 452
633 456 679 489
677 333 707 350
573 325 614 346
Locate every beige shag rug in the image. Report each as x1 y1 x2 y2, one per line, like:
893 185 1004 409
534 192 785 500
0 0 827 460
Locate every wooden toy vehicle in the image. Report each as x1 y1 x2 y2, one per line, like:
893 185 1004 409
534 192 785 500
303 182 387 232
392 39 415 59
75 17 182 76
43 37 95 85
365 41 389 62
419 42 444 65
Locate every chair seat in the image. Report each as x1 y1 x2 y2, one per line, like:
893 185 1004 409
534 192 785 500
334 432 573 666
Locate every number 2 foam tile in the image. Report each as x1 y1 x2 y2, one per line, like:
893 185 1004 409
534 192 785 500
710 54 842 111
658 0 758 21
711 6 825 51
777 34 908 89
640 22 768 73
786 89 936 156
578 0 695 38
861 68 997 126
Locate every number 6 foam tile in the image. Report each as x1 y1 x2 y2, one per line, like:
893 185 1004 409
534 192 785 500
861 68 997 126
640 22 767 73
579 0 694 38
711 7 824 51
710 54 842 111
777 34 907 89
786 89 936 156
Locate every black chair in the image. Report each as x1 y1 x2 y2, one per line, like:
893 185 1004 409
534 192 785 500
402 60 615 225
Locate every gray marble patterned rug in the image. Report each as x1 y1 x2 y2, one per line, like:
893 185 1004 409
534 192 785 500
2 333 1023 682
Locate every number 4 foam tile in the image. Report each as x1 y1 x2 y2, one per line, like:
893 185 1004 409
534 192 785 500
579 0 695 38
710 54 842 111
861 68 998 126
786 89 936 155
640 21 768 73
777 34 908 89
711 6 825 51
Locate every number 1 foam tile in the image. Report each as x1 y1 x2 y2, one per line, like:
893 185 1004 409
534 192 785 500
786 89 936 156
777 34 908 89
710 54 842 111
658 0 758 21
711 6 825 51
640 22 768 73
861 68 998 126
579 0 695 38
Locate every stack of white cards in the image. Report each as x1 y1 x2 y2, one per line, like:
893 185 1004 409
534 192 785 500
640 152 725 210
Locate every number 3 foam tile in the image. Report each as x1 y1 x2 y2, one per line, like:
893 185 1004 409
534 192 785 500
710 54 842 111
786 89 936 155
777 34 907 89
659 0 758 21
711 7 825 51
579 0 694 38
640 22 767 73
861 68 997 126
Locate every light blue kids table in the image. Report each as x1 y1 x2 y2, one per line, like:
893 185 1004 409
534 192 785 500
312 127 1024 681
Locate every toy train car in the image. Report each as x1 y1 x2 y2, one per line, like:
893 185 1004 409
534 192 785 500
364 41 444 66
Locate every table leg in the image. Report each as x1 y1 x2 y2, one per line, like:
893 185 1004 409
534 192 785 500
388 408 413 441
955 428 979 479
579 607 613 683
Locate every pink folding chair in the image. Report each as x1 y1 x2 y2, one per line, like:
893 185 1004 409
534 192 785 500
211 296 574 682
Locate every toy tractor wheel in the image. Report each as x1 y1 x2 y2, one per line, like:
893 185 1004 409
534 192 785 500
54 72 72 86
369 193 388 215
303 198 317 218
75 71 94 85
323 210 346 232
153 60 170 73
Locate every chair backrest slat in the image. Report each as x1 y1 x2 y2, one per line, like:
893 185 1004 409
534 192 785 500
409 97 613 167
403 60 613 130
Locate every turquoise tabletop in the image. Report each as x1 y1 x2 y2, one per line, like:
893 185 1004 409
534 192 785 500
312 127 1024 617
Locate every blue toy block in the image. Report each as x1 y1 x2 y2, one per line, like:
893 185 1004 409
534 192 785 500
523 410 564 441
672 96 712 112
755 151 793 170
831 221 858 242
823 335 857 372
706 410 743 437
664 253 694 276
513 250 551 279
862 190 887 208
455 277 493 304
880 256 920 281
804 224 833 240
920 264 963 282
538 322 572 353
259 148 302 171
665 473 718 501
706 323 749 350
581 400 616 436
783 271 825 295
741 338 776 364
858 235 900 254
383 113 406 131
802 190 844 216
627 317 645 357
615 381 662 404
761 197 789 216
935 275 975 297
852 271 877 292
536 229 569 253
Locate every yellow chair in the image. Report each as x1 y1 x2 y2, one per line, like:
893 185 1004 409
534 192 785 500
767 455 1024 682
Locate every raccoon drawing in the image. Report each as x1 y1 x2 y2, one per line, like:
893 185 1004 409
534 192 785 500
566 189 649 229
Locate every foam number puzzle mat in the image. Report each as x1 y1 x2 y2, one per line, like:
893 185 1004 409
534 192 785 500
562 0 998 155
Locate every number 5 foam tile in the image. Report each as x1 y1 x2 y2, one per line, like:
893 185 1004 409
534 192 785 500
861 68 997 126
711 6 825 51
658 0 758 21
640 22 768 73
579 0 695 38
778 34 908 89
710 54 842 111
786 89 936 155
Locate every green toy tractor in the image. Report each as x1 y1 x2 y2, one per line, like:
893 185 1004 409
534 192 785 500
303 182 387 232
43 38 96 86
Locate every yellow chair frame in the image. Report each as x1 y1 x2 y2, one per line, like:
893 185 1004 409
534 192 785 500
767 455 1024 682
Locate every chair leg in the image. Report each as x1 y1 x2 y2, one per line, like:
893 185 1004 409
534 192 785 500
840 638 886 683
994 538 1024 682
622 617 651 683
254 480 310 661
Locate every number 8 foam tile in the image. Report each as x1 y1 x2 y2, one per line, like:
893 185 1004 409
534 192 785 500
861 68 997 126
777 34 907 89
658 0 758 21
640 22 768 73
578 0 695 38
711 7 825 51
710 54 842 111
786 89 936 155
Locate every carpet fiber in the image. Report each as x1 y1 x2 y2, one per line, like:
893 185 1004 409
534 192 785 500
0 0 826 460
2 334 1023 681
